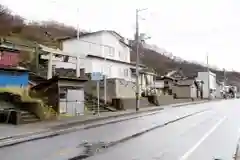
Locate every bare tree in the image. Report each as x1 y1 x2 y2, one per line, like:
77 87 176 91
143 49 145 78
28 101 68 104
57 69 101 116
0 4 8 16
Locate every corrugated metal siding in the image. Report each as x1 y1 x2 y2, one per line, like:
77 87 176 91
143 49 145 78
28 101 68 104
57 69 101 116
0 71 28 87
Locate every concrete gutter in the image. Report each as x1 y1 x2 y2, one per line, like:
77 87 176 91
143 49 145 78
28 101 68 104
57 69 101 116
0 100 209 148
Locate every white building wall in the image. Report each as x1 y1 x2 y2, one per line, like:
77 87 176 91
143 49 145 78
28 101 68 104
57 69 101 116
60 31 132 81
62 31 130 63
89 58 132 81
197 71 216 98
155 80 164 88
62 33 103 57
101 32 130 63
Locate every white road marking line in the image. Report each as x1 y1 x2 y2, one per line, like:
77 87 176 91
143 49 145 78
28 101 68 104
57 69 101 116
179 116 227 160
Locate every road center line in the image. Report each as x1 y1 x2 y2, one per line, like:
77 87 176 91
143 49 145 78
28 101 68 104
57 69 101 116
179 116 227 160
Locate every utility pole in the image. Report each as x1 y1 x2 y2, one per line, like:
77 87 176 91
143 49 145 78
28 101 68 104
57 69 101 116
223 68 226 85
206 52 210 99
135 8 147 111
76 8 80 40
135 9 140 111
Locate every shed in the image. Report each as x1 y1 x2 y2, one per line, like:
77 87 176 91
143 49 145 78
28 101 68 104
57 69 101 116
172 79 198 99
0 67 29 87
31 76 88 116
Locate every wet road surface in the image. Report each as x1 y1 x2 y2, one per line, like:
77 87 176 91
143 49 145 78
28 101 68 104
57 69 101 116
0 100 239 160
88 99 240 160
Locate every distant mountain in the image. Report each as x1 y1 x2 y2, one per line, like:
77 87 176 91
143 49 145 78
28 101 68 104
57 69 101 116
130 43 240 89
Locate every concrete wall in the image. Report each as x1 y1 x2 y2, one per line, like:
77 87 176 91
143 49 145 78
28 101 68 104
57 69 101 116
85 78 140 101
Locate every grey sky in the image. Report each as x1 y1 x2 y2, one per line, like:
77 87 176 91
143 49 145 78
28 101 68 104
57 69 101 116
1 0 240 71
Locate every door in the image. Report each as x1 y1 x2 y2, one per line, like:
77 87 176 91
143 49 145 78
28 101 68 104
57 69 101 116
66 89 84 116
59 88 67 114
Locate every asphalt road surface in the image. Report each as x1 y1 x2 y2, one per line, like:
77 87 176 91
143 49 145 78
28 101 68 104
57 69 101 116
1 99 240 160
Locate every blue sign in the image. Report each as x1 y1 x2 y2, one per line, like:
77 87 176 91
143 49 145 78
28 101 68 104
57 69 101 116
91 72 103 81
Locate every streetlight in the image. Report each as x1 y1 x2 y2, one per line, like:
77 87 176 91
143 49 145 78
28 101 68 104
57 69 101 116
135 8 148 112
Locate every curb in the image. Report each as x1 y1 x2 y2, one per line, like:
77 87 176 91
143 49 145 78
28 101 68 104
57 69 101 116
0 100 208 147
68 109 209 159
54 100 209 129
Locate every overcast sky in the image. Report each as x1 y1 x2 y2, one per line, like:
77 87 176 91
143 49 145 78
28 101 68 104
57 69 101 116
1 0 240 71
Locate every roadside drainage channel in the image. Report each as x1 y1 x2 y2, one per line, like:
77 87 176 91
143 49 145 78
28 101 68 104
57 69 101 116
68 109 209 160
0 101 207 148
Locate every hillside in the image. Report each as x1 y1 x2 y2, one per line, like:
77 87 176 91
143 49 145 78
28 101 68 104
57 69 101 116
0 4 77 47
131 46 240 88
1 4 240 88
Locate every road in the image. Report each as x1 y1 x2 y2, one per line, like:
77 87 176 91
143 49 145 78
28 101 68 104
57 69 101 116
0 99 240 160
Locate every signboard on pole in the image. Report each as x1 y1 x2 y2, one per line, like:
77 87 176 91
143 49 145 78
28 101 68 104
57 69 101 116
91 72 103 81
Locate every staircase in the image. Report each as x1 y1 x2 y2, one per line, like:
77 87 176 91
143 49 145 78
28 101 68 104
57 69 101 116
84 93 117 113
20 110 40 124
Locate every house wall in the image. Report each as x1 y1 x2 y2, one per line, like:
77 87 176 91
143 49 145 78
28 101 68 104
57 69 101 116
172 85 197 98
216 84 221 98
88 58 132 81
101 32 130 63
155 80 164 89
61 31 132 80
0 50 19 67
197 72 216 98
131 73 157 94
58 80 86 115
190 85 197 98
0 70 29 87
62 34 103 57
62 31 130 63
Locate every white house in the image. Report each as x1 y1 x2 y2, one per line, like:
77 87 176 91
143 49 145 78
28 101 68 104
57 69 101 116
197 71 217 99
58 30 137 81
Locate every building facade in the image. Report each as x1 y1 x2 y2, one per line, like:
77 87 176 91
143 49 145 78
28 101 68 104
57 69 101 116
0 47 20 68
58 30 133 81
197 71 217 99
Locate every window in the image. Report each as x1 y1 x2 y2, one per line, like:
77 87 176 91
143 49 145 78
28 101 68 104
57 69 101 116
124 69 128 77
108 47 115 57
